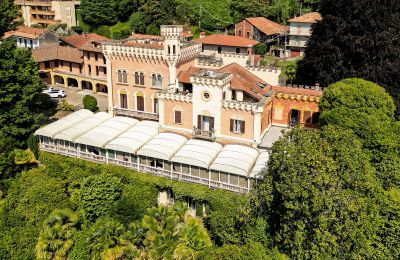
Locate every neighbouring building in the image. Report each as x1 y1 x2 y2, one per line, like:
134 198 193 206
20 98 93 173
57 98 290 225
32 33 109 94
15 0 80 28
287 12 322 57
3 26 59 49
234 17 289 56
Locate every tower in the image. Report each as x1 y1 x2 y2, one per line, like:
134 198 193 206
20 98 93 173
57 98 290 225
161 25 183 87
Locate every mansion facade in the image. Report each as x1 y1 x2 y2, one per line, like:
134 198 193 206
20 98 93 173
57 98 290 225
103 25 321 146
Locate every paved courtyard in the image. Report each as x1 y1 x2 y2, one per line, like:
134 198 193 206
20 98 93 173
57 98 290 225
259 126 288 149
50 85 108 112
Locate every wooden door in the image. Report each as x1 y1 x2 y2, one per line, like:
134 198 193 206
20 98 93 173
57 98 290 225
137 96 144 111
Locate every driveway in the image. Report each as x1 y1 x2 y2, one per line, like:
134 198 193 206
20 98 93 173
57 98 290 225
50 85 108 112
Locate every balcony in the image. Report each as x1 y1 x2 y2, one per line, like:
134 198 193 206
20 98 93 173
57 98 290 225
30 9 55 15
193 127 215 141
114 107 159 121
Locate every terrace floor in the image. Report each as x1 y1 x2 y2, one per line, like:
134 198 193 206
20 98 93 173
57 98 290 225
259 126 287 149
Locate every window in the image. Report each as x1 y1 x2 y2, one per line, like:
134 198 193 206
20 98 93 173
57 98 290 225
312 112 320 124
303 111 312 124
60 60 63 67
174 110 182 124
96 66 99 76
79 64 82 74
134 72 144 85
95 53 98 61
88 65 91 75
69 62 72 72
201 45 204 52
238 30 242 36
117 70 127 83
86 52 90 59
230 119 245 134
44 61 50 69
104 67 107 75
247 31 250 38
103 56 106 64
151 74 162 88
236 47 240 54
173 45 176 54
217 46 222 53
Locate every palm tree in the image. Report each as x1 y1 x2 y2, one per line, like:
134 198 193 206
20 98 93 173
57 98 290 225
86 216 139 260
35 208 79 260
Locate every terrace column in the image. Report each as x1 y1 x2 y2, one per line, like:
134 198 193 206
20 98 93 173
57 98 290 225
105 56 114 115
77 80 82 90
158 98 165 125
253 110 262 143
167 61 177 87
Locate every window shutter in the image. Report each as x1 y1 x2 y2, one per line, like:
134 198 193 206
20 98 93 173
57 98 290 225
175 110 181 123
197 115 201 129
230 119 234 132
241 120 245 134
210 117 214 130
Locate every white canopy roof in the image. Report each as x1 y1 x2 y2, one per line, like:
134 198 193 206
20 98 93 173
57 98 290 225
54 112 112 142
171 139 223 168
210 144 259 176
105 121 160 154
75 116 138 147
35 109 93 138
137 132 187 161
250 150 269 178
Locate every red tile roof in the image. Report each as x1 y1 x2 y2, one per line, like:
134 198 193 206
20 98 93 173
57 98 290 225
271 85 322 96
245 17 288 35
3 26 48 40
218 63 268 101
60 33 107 48
288 12 322 23
193 34 259 48
178 67 203 83
32 46 82 63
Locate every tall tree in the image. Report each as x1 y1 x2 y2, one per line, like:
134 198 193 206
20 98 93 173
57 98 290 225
0 41 47 146
0 0 20 37
35 209 79 260
255 126 387 258
296 0 400 116
231 0 270 22
79 0 118 27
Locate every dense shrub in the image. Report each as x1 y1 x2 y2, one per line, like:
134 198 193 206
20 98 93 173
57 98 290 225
255 43 267 56
57 99 75 112
94 25 112 38
70 26 83 34
82 95 98 112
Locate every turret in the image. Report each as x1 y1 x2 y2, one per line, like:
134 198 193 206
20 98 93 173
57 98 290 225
161 25 183 87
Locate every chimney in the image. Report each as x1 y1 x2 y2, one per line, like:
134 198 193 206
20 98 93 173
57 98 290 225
200 32 206 39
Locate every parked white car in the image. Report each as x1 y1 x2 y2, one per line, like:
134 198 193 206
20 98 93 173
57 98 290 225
42 87 66 98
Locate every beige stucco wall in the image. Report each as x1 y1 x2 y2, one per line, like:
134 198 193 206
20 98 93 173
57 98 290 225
83 51 107 79
163 100 193 130
220 107 255 141
272 97 319 127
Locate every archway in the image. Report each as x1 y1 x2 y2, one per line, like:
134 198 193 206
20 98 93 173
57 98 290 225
96 83 108 94
54 75 64 85
82 80 93 91
67 78 78 88
135 91 145 111
119 89 128 109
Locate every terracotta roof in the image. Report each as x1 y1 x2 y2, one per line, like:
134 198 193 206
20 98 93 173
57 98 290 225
3 26 48 40
193 34 259 48
245 17 288 35
79 39 108 53
288 12 322 23
178 67 202 83
271 85 322 96
218 63 268 101
60 33 107 48
182 32 193 38
32 46 82 63
129 33 164 40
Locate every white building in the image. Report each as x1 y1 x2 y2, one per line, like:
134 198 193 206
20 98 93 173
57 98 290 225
287 12 322 57
3 26 59 49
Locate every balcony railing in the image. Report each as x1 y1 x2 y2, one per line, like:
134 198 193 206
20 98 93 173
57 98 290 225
39 143 251 193
113 107 159 121
193 127 215 141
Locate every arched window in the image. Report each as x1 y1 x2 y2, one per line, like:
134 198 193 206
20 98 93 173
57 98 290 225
152 74 162 88
118 70 122 82
122 70 127 83
135 72 145 86
168 45 171 54
173 45 176 55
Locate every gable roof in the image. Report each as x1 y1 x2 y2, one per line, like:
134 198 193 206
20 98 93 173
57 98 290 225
218 63 269 101
32 46 83 63
288 12 322 23
60 33 107 48
245 17 288 35
193 34 259 48
3 26 48 40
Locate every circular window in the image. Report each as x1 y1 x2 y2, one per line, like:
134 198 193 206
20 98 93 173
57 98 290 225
202 91 211 101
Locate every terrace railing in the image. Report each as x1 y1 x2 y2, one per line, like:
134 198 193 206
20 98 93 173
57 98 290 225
113 107 159 121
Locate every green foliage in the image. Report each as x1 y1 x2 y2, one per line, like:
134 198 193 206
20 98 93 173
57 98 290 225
255 43 267 56
129 12 147 34
94 25 112 38
35 208 79 259
57 99 75 112
70 173 122 223
79 0 118 27
145 24 159 35
31 24 45 29
319 78 400 188
27 134 39 160
0 132 20 181
86 216 138 259
0 40 47 146
82 95 98 112
0 169 70 259
13 149 33 165
296 0 400 117
0 0 20 37
70 26 83 34
47 23 61 32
